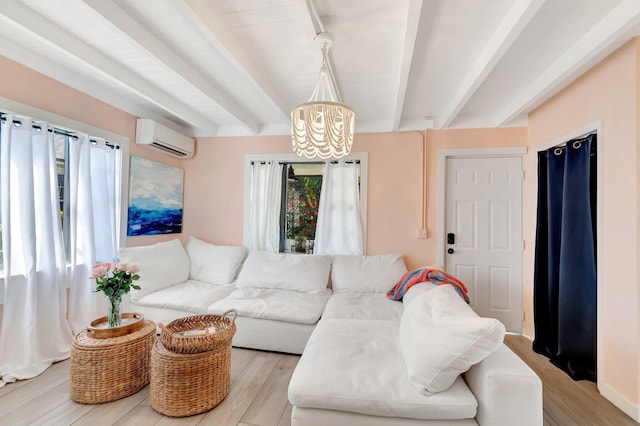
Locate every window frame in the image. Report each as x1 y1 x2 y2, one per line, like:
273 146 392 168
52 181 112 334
243 152 368 253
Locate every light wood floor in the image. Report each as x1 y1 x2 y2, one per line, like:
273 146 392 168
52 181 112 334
503 335 637 426
0 335 636 425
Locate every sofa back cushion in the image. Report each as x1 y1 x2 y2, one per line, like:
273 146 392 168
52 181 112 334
185 236 246 285
118 239 190 301
236 251 330 294
331 254 407 293
399 285 505 395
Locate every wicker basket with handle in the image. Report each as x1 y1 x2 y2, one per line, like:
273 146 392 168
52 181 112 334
158 309 237 354
151 311 237 417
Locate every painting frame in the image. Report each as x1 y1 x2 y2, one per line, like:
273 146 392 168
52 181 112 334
127 156 184 236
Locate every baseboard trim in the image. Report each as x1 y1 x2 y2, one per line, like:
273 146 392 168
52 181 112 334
599 382 640 422
521 331 534 342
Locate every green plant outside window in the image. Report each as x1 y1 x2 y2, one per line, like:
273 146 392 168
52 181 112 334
285 175 322 240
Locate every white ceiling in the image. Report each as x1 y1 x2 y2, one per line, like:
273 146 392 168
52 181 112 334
1 0 639 137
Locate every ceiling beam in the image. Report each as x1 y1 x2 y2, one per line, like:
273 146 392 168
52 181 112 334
0 0 219 134
391 0 424 131
296 0 323 36
293 0 345 102
437 0 546 129
173 0 292 123
82 0 261 135
493 0 640 126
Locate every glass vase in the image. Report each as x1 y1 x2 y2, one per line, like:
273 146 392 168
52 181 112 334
107 294 122 328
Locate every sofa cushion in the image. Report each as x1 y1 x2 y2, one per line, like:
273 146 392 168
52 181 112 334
208 287 332 325
399 285 505 395
118 239 190 301
322 293 403 321
288 319 477 420
236 251 331 294
185 236 246 284
331 254 407 293
132 280 236 313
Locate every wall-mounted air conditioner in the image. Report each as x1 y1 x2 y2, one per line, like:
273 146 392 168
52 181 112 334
135 119 195 159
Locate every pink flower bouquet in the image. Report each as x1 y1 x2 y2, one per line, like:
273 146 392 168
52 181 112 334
92 262 141 298
92 262 141 327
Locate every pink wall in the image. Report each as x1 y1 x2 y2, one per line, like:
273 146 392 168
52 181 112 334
0 55 185 248
184 128 527 270
526 40 639 409
183 133 431 268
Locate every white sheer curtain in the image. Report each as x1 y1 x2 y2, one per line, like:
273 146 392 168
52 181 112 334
247 161 283 252
0 117 73 387
314 161 363 255
67 135 120 333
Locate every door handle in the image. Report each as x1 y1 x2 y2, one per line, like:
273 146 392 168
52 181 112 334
447 248 454 254
447 233 455 245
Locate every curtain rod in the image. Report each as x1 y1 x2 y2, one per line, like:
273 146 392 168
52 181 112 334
250 160 360 165
0 113 119 150
549 133 597 152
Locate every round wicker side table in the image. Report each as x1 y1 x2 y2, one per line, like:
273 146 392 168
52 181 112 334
70 320 156 404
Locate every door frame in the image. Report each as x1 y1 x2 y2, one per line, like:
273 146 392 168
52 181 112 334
436 146 527 269
537 121 606 402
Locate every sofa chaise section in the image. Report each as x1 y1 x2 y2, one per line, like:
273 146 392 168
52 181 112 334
289 263 543 426
321 292 403 321
289 318 478 425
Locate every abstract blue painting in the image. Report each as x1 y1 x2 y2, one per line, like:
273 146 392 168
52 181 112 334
127 156 184 236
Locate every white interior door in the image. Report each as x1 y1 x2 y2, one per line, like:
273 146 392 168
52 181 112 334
445 156 523 332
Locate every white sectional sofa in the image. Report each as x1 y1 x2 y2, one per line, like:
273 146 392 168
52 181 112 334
289 282 542 425
206 250 333 353
121 237 334 354
119 237 542 425
119 238 242 327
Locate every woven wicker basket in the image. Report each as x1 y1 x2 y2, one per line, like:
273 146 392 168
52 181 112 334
150 327 235 416
158 310 237 354
70 320 156 404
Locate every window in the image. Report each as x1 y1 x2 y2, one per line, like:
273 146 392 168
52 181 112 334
55 134 68 259
56 133 122 261
0 115 124 270
243 153 368 254
282 163 323 253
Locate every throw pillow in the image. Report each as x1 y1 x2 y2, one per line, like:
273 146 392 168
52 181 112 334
185 236 246 285
399 285 505 395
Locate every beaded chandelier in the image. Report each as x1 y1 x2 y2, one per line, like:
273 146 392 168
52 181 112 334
291 34 354 159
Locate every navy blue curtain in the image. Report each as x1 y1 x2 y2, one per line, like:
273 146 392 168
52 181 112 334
533 134 597 382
